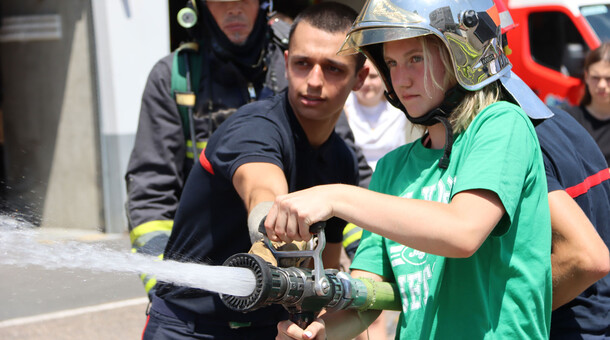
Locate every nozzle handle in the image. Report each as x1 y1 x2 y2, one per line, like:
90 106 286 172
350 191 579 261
308 221 325 234
260 219 329 296
258 219 326 236
290 311 315 330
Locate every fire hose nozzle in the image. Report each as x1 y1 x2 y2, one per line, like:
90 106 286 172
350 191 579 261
223 220 400 329
260 221 329 296
220 253 401 316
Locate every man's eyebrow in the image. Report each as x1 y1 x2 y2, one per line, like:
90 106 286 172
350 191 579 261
289 54 308 60
327 58 349 69
290 54 349 68
292 54 349 68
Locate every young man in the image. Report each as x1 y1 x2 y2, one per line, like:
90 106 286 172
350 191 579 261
141 3 368 339
125 0 371 298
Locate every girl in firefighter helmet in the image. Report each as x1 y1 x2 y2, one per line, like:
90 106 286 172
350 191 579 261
266 0 554 339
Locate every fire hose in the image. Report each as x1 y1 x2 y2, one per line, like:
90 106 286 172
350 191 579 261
220 222 401 329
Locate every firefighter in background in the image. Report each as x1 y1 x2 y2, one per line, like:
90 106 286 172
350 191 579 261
125 0 372 298
125 0 288 297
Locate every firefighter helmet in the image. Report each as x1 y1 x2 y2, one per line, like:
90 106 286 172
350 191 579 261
339 0 552 120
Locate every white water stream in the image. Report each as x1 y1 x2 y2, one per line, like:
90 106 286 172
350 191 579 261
0 217 256 297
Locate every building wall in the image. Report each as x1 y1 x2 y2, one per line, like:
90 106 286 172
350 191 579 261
0 0 102 230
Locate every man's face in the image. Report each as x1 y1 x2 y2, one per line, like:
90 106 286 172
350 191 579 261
206 0 259 45
285 21 367 126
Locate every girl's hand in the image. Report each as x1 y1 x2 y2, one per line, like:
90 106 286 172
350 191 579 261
276 319 326 340
264 185 336 243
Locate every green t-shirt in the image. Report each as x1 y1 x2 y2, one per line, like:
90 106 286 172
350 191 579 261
351 101 552 339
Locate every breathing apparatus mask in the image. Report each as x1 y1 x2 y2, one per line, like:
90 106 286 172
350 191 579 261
176 0 274 74
178 0 273 33
338 0 552 168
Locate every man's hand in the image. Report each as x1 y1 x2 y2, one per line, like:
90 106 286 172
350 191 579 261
248 240 309 267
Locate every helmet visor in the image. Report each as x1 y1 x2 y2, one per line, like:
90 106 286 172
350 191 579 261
338 0 427 55
339 26 430 56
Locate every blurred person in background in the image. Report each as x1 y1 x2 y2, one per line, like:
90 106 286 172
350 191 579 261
344 59 420 171
566 42 610 165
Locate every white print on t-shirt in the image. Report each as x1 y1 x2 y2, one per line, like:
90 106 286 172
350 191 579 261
390 176 455 313
420 177 455 203
390 175 455 267
397 264 433 313
390 245 428 266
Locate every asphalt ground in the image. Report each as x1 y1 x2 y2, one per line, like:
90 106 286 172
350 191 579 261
0 228 149 340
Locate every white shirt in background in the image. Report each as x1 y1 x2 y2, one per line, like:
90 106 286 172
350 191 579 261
344 93 419 171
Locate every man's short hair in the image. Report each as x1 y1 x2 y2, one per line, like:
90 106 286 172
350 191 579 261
288 2 366 72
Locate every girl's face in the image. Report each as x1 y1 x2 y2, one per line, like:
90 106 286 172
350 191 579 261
585 60 610 106
384 38 447 117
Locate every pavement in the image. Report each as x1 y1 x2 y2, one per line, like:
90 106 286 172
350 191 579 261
0 228 149 340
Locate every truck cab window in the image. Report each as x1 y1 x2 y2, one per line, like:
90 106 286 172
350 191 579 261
582 5 610 42
529 11 586 76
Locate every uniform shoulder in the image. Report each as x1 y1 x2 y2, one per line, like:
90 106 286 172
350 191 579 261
238 92 286 115
268 17 290 50
223 92 288 129
145 53 176 82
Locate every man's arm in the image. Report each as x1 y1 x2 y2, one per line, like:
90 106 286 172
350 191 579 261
549 189 610 310
233 162 343 266
125 56 186 252
124 56 187 296
232 162 288 212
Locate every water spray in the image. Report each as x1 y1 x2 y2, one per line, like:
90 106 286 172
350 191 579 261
220 222 401 328
0 222 256 297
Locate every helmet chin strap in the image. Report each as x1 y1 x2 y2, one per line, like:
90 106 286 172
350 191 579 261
385 85 467 169
433 115 453 169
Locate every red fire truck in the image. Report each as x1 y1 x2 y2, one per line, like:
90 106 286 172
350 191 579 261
503 0 610 106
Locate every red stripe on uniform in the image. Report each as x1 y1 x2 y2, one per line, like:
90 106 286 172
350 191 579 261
566 168 610 198
141 314 150 340
199 148 215 175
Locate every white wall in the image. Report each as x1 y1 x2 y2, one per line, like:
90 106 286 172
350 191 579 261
92 0 170 135
91 0 170 232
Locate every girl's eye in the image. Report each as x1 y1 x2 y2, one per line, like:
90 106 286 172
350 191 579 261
410 55 423 63
386 60 397 68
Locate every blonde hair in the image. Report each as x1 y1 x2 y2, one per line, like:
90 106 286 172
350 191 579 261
419 35 503 134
